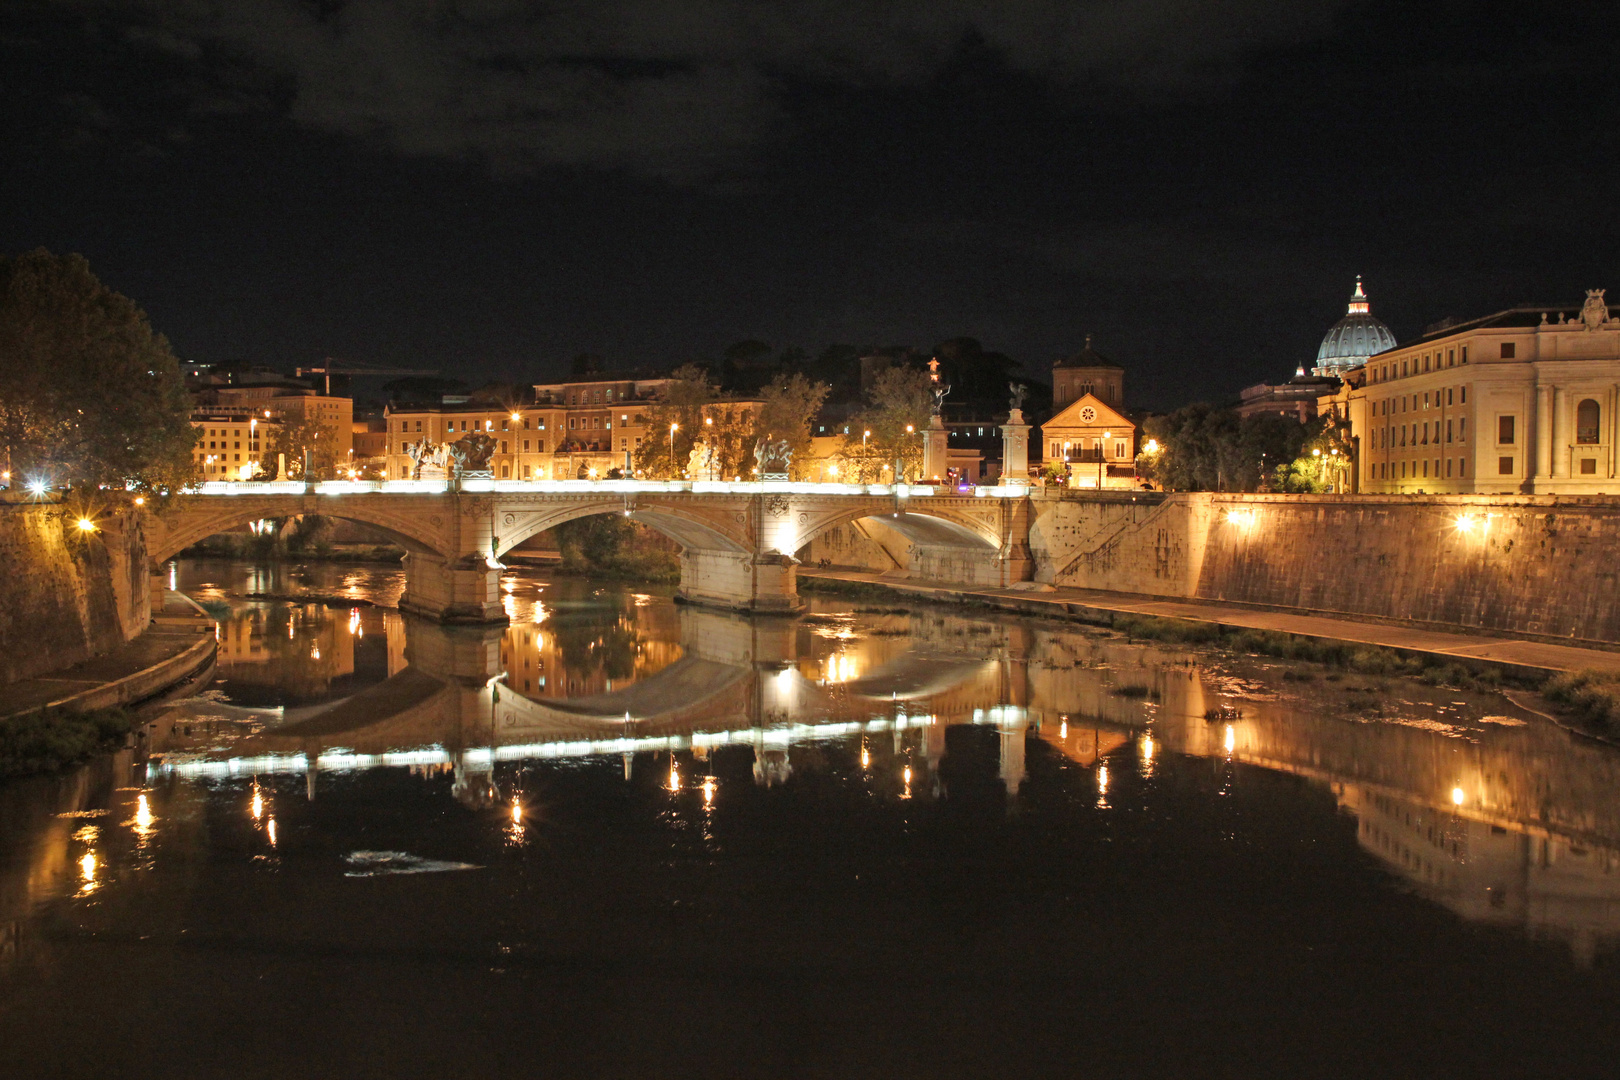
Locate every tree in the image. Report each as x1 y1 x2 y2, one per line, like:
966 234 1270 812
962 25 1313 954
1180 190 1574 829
846 365 932 482
269 412 339 480
1141 405 1325 492
0 249 196 497
631 364 717 478
750 373 830 478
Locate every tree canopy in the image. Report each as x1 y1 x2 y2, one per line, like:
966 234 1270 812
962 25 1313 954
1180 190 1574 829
0 249 196 496
1140 405 1346 492
844 365 933 482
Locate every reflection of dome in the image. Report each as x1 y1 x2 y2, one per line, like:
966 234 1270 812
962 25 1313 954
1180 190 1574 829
1316 277 1395 375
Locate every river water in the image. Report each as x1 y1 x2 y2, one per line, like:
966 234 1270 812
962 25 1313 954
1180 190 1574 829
4 558 1620 1077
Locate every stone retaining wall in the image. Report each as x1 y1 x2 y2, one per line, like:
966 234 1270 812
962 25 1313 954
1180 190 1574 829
1029 493 1620 644
0 506 149 683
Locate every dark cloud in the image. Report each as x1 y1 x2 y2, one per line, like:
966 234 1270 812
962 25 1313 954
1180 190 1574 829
105 0 1350 181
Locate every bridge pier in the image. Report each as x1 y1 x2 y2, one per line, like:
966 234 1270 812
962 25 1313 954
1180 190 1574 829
676 548 803 615
398 552 506 624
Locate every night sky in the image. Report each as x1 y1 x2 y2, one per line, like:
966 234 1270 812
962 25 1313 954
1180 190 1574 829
3 1 1617 409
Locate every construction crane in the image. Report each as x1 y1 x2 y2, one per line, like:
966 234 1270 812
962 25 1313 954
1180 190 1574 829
294 359 440 396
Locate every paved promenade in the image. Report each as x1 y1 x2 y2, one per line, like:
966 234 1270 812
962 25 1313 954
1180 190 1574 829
799 570 1620 679
1 594 216 719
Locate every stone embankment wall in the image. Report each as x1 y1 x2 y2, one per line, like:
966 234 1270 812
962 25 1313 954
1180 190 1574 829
0 506 149 684
1029 492 1620 644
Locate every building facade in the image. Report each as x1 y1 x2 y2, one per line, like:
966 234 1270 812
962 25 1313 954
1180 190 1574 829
1350 296 1620 493
191 385 355 479
1051 336 1124 409
1039 395 1137 488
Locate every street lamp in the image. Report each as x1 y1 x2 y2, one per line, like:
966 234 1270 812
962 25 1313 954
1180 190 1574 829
1099 430 1110 489
669 422 679 478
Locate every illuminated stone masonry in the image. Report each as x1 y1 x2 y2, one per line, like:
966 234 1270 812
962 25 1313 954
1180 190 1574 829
146 480 1035 622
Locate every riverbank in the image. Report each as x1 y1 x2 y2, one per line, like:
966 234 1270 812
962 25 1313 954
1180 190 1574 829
0 591 216 722
798 569 1620 685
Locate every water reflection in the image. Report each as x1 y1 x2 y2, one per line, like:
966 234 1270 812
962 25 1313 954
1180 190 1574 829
6 560 1620 976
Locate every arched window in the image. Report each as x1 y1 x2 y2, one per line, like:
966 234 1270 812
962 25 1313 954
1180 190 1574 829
1577 398 1601 444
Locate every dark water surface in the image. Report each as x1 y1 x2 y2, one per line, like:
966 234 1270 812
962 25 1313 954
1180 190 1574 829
4 559 1620 1078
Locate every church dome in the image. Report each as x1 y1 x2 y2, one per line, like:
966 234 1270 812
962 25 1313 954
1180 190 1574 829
1316 277 1395 375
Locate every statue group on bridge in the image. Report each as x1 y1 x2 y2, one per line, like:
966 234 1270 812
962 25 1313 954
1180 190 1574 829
753 437 793 480
404 433 498 481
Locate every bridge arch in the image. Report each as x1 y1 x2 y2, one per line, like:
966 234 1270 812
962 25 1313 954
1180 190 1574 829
789 502 1003 556
147 498 453 565
492 498 751 559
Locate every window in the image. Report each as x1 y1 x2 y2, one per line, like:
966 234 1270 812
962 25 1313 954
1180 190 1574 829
1422 460 1428 477
1448 349 1455 367
501 464 510 478
1498 415 1516 444
1459 418 1466 439
1424 392 1430 409
1577 398 1601 443
1445 458 1453 477
1461 386 1467 404
415 420 422 431
500 440 508 453
1461 346 1468 363
1446 420 1453 443
1402 360 1408 376
1460 458 1467 476
1501 342 1516 359
1423 355 1430 372
536 440 545 453
1499 456 1514 475
1581 458 1598 475
524 464 532 478
1446 388 1453 406
569 418 577 430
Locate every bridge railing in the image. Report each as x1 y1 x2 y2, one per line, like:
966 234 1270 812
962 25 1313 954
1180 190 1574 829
190 479 1036 498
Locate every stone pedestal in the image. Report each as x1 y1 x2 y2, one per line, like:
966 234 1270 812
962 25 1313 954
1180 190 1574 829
1001 409 1031 485
922 416 949 483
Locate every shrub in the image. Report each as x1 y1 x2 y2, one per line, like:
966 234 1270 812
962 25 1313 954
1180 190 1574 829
1542 670 1620 733
0 706 136 778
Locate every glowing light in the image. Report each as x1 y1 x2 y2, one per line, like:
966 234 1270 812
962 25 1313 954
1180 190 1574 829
251 788 264 821
667 762 680 793
76 517 97 532
1223 724 1235 755
27 478 47 496
860 742 870 769
310 645 321 660
133 496 145 506
511 798 523 824
511 412 522 422
79 851 98 890
1097 765 1109 794
1143 439 1160 454
1059 721 1068 739
267 817 278 846
701 776 716 807
902 765 912 783
348 609 361 635
134 793 154 835
1451 786 1465 806
1224 508 1257 527
1141 734 1155 764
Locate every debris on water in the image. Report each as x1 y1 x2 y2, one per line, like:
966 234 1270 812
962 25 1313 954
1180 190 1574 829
343 851 481 877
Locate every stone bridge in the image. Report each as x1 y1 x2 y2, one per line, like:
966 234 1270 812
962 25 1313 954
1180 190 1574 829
144 479 1036 621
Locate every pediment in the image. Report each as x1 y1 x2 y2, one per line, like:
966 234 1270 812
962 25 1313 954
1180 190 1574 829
1043 393 1131 430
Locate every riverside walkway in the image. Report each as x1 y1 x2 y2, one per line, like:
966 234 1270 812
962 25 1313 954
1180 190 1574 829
0 593 216 719
799 570 1620 679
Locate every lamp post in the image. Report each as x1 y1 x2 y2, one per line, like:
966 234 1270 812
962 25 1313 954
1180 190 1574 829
903 424 914 484
1099 430 1110 489
669 422 679 479
705 416 715 480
